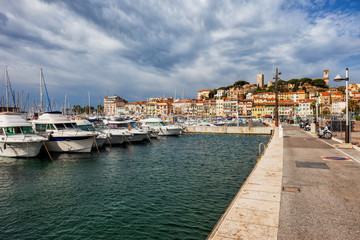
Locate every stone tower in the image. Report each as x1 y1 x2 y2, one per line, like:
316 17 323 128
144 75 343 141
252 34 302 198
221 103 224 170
257 73 264 88
323 70 329 87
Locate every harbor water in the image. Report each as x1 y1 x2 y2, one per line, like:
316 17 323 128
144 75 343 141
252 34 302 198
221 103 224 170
0 133 270 239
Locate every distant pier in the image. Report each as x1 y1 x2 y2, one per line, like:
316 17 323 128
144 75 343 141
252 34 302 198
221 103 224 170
185 126 273 135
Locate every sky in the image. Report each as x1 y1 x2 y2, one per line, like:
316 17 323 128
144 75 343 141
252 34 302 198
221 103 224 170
0 0 360 109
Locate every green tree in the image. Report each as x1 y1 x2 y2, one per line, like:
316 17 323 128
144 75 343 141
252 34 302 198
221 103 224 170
310 101 317 116
233 80 249 88
349 100 358 113
300 78 312 85
72 105 83 114
97 105 104 114
287 79 299 84
312 79 327 88
267 85 275 92
209 89 217 99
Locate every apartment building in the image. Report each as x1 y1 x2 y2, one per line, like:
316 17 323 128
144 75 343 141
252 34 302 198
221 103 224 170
332 100 346 115
298 99 315 117
197 89 211 99
104 95 128 116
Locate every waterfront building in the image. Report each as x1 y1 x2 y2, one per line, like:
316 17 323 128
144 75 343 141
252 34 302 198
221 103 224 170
330 91 344 101
204 99 217 118
215 89 226 98
216 98 224 117
196 100 204 118
290 90 307 102
332 100 346 115
298 99 315 117
257 73 264 88
147 102 157 117
242 84 257 92
349 83 360 92
227 87 245 100
238 100 252 117
252 100 297 118
279 92 292 101
318 92 331 113
197 89 211 99
252 103 266 118
319 92 331 105
173 99 187 116
126 101 147 116
104 95 128 116
157 100 173 117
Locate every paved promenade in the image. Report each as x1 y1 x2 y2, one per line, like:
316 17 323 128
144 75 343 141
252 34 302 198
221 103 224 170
208 124 360 239
278 124 360 239
208 128 283 239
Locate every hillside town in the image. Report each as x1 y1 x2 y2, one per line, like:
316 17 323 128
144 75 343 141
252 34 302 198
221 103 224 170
103 70 360 120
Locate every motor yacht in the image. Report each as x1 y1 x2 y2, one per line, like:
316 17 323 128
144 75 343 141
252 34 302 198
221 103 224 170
75 119 107 148
139 118 182 136
0 112 48 157
32 111 97 153
89 119 132 145
104 119 149 142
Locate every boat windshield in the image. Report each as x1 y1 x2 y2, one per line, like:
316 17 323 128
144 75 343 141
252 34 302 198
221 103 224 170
4 127 22 135
129 122 139 128
78 125 89 131
21 126 35 134
78 125 95 131
87 125 95 131
64 123 76 129
55 124 65 130
145 122 162 126
3 126 34 135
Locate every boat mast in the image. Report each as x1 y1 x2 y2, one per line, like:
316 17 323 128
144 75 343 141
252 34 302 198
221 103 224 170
63 94 67 114
40 68 43 112
5 66 8 112
88 91 91 115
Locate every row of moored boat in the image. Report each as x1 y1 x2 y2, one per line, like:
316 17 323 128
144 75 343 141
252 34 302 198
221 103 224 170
0 111 183 158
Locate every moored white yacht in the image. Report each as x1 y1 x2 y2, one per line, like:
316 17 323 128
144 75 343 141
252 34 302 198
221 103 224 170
89 119 132 145
75 119 107 148
32 112 97 153
0 112 48 157
139 118 182 136
104 119 149 142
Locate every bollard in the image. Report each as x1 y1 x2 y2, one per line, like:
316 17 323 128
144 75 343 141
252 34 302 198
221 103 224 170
279 125 283 137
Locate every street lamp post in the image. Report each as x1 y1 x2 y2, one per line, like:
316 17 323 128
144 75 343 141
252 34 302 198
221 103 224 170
274 68 279 127
334 68 350 143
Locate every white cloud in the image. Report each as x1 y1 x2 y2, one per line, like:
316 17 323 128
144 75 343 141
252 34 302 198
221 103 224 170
0 0 359 106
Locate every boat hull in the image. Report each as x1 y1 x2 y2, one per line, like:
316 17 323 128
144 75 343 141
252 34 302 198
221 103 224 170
93 137 106 148
108 135 124 145
128 133 148 142
45 137 94 153
158 127 182 136
0 141 44 157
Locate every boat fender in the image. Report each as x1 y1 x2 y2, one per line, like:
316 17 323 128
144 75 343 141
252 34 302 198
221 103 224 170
3 142 6 150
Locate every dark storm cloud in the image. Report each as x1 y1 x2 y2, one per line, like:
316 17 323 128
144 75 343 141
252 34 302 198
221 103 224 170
0 12 8 26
